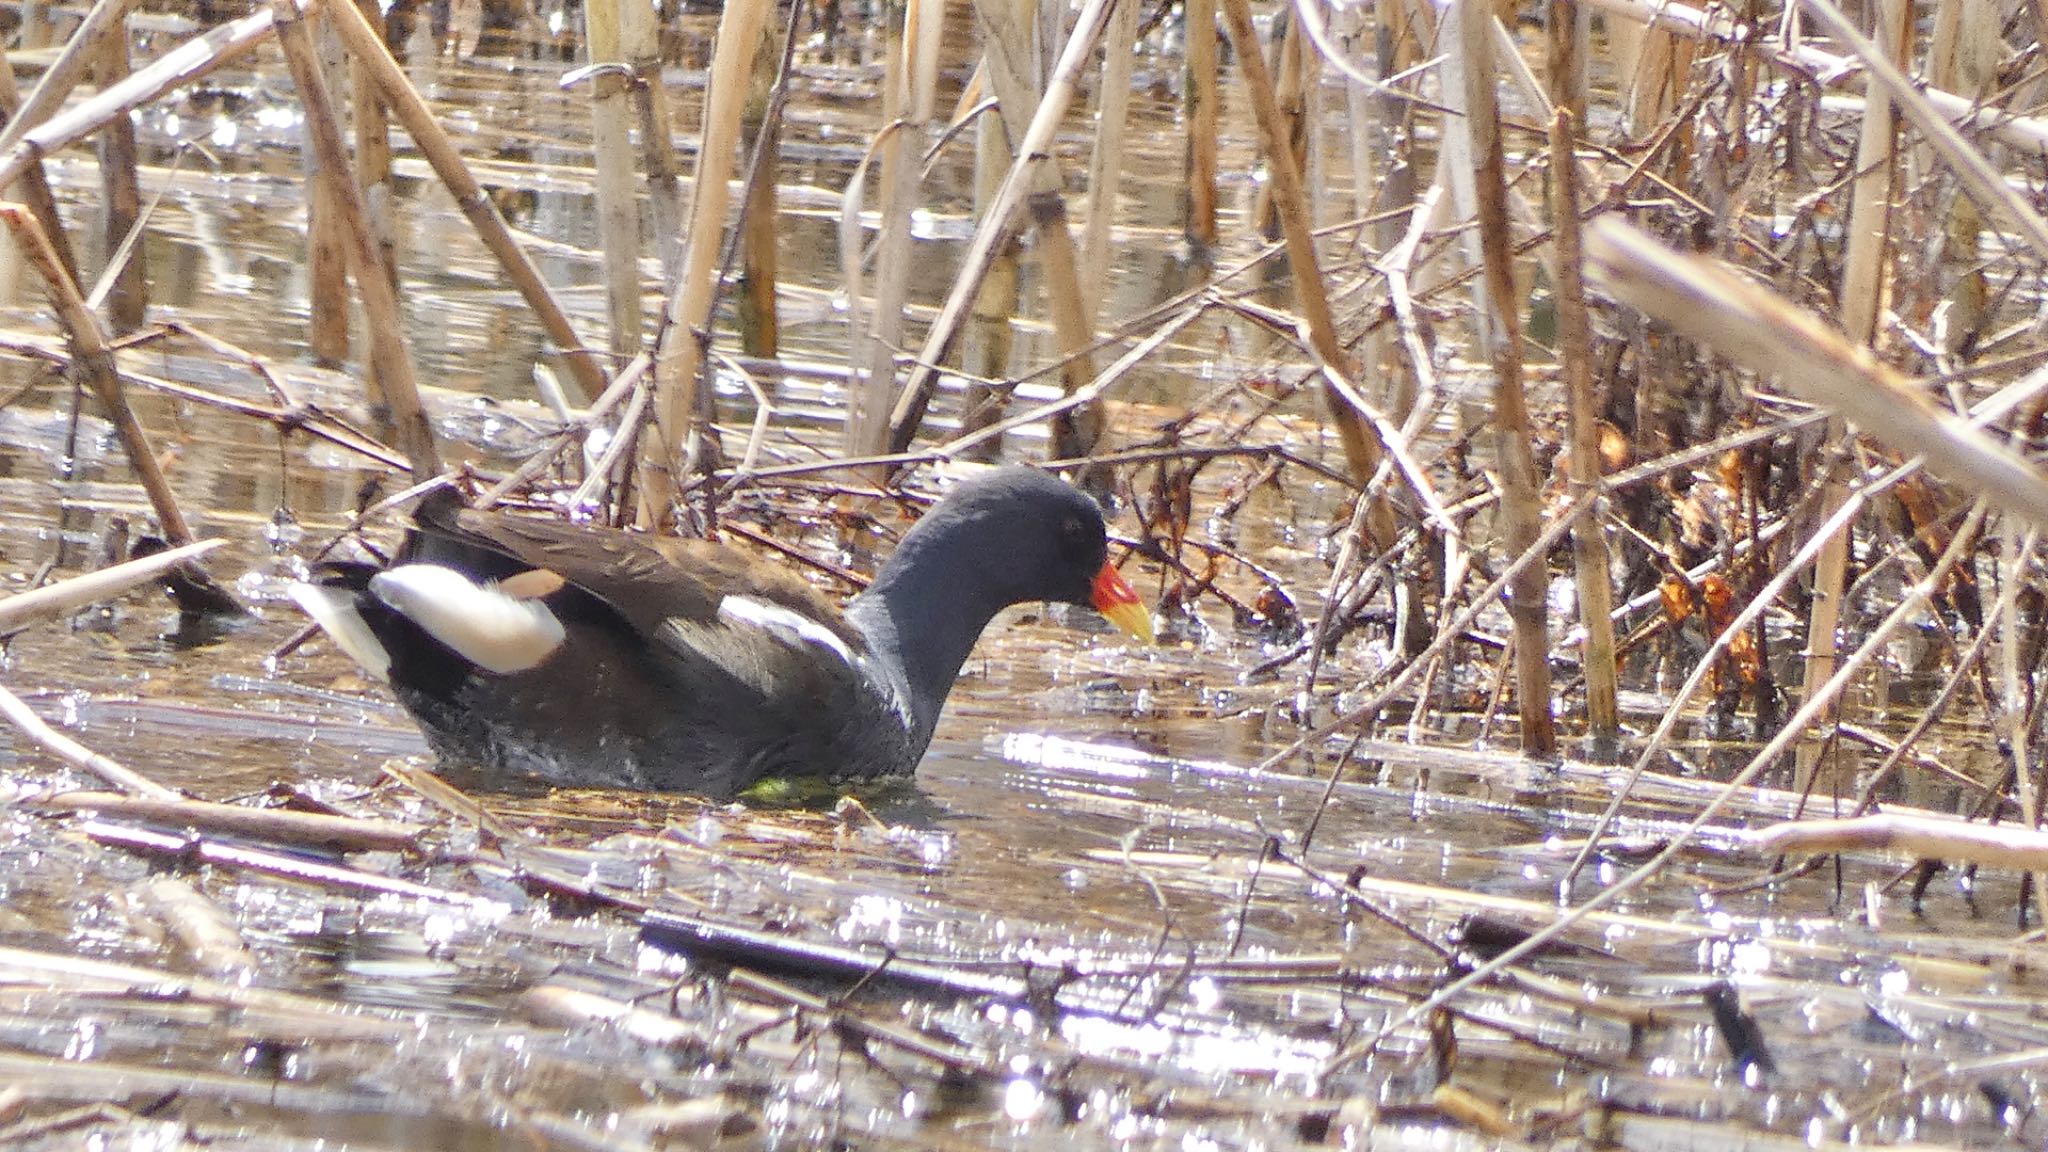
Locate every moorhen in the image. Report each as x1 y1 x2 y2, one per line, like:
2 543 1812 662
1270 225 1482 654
291 467 1153 796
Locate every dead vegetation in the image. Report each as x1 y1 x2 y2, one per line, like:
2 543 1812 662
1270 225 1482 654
0 0 2046 1143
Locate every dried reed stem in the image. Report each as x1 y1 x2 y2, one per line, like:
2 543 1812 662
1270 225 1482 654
1586 219 2048 524
582 0 644 359
1755 813 2048 871
0 49 81 293
844 3 918 459
1217 0 1384 497
959 72 1020 455
640 0 771 521
883 0 1115 449
1795 0 1909 789
305 14 350 363
1347 498 1991 1073
347 0 395 288
1548 110 1616 740
1078 0 1137 321
93 17 146 334
625 0 684 281
737 28 781 356
0 680 178 799
324 0 609 401
1459 0 1554 756
0 0 135 157
1183 0 1217 248
273 0 440 482
1799 0 2048 262
0 204 192 543
0 538 222 633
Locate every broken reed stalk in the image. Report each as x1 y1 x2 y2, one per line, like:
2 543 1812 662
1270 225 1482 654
0 0 134 158
38 791 421 852
92 15 146 334
348 0 395 290
737 27 781 356
1548 110 1617 741
624 0 684 282
272 0 439 482
1458 0 1553 757
0 51 82 293
882 0 1114 451
639 0 772 524
582 0 644 359
958 87 1020 456
933 0 1110 467
304 14 350 363
1078 0 1138 322
1584 219 2048 524
1217 0 1387 501
322 0 608 402
1796 0 1909 790
1183 0 1217 249
0 681 178 799
843 0 919 460
1754 812 2048 872
0 204 193 543
0 6 281 192
1796 0 2048 263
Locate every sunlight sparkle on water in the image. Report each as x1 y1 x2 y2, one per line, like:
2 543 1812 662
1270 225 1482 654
1730 939 1772 975
1003 1078 1045 1121
1000 732 1149 779
837 893 905 946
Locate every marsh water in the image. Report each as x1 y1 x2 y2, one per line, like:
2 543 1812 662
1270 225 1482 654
0 7 2042 1149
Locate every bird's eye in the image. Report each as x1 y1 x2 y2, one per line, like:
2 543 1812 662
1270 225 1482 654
1060 515 1088 547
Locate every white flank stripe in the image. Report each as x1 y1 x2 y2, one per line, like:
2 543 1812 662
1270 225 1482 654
370 564 566 674
717 595 855 665
289 583 392 681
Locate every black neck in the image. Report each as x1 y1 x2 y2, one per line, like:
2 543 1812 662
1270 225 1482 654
846 534 1008 753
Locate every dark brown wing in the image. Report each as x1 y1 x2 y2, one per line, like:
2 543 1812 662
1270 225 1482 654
413 496 864 653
